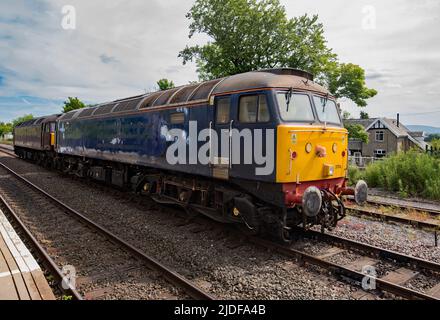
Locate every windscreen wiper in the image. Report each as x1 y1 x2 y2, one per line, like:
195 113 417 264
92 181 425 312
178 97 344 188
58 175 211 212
286 87 294 112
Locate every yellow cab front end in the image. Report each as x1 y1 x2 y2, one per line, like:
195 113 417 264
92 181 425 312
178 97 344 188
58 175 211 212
273 90 367 227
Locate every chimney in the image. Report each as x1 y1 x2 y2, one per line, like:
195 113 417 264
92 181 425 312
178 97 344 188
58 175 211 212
397 113 400 127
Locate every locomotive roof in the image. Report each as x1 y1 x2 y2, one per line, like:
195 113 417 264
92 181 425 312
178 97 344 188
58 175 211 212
58 68 331 121
15 114 60 127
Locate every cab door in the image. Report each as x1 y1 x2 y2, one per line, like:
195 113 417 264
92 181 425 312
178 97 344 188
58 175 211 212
230 92 274 181
42 122 56 150
42 123 51 150
212 95 234 180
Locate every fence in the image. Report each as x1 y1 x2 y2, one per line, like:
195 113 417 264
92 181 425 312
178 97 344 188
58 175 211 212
426 145 440 157
348 155 383 168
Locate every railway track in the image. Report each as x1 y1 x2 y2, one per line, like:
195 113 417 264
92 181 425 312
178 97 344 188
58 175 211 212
0 158 213 300
248 229 440 300
0 192 82 300
346 196 440 219
2 146 440 300
344 198 440 246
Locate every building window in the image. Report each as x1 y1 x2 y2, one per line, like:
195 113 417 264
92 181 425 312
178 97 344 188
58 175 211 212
375 130 384 142
374 149 386 158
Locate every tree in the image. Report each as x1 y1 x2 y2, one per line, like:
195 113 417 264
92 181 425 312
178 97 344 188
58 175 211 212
63 97 86 113
342 111 351 120
179 0 377 107
0 122 13 138
360 111 369 119
157 79 175 91
12 114 34 128
345 124 369 144
426 134 440 142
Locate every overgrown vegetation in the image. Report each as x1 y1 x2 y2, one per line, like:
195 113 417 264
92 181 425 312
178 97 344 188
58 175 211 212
431 139 440 149
348 164 362 187
360 150 440 200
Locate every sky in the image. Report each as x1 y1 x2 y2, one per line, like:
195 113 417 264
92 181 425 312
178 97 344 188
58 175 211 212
0 0 439 127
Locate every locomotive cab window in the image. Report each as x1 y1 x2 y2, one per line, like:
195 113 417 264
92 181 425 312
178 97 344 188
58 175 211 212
239 94 270 123
216 97 231 124
313 96 342 125
277 92 315 122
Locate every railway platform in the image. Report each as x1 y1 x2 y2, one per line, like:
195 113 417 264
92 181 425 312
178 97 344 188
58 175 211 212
0 208 55 300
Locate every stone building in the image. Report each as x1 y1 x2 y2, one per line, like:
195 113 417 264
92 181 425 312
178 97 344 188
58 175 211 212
344 117 428 158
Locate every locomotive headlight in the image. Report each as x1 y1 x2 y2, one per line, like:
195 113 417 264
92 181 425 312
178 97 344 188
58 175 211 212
332 143 338 153
305 143 313 154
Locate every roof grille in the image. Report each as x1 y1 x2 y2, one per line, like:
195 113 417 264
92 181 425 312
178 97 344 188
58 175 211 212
93 103 117 116
59 111 78 121
112 97 144 113
139 92 163 109
169 84 200 104
189 79 223 101
77 107 98 118
153 87 181 107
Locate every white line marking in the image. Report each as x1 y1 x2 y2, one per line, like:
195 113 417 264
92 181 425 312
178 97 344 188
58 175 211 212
0 209 41 273
0 269 21 278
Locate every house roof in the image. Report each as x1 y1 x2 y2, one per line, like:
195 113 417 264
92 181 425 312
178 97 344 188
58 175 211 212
345 117 426 150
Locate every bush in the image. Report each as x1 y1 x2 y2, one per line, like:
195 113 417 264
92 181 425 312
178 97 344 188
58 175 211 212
363 150 440 200
348 165 363 186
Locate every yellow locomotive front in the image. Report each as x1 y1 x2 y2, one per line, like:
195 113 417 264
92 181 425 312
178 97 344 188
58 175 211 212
274 89 367 233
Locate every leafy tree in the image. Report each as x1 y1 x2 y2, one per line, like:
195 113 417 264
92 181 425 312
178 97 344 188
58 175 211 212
345 124 369 143
0 122 13 137
360 111 369 119
63 97 86 113
342 111 351 120
12 114 34 128
157 79 175 91
180 0 377 107
426 134 440 142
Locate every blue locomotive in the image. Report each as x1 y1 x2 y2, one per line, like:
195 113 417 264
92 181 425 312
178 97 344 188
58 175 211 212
13 69 367 242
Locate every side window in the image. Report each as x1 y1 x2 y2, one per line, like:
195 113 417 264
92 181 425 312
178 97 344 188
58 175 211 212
216 97 231 124
170 112 185 125
239 94 270 123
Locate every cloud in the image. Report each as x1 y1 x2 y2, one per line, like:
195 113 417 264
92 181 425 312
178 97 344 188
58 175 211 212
0 0 439 126
100 54 119 64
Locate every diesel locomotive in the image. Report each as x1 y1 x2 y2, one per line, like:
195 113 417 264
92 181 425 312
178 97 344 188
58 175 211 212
13 68 367 242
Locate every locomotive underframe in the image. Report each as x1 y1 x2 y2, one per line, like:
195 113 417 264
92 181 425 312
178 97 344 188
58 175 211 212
14 146 346 242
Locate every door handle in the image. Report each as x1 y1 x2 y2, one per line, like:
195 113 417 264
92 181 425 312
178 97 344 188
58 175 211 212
229 120 234 169
209 121 213 165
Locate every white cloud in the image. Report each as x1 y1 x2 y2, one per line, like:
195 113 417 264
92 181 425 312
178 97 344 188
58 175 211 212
0 0 439 126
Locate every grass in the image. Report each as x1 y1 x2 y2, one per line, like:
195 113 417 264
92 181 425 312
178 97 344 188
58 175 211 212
0 139 12 145
349 150 440 201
